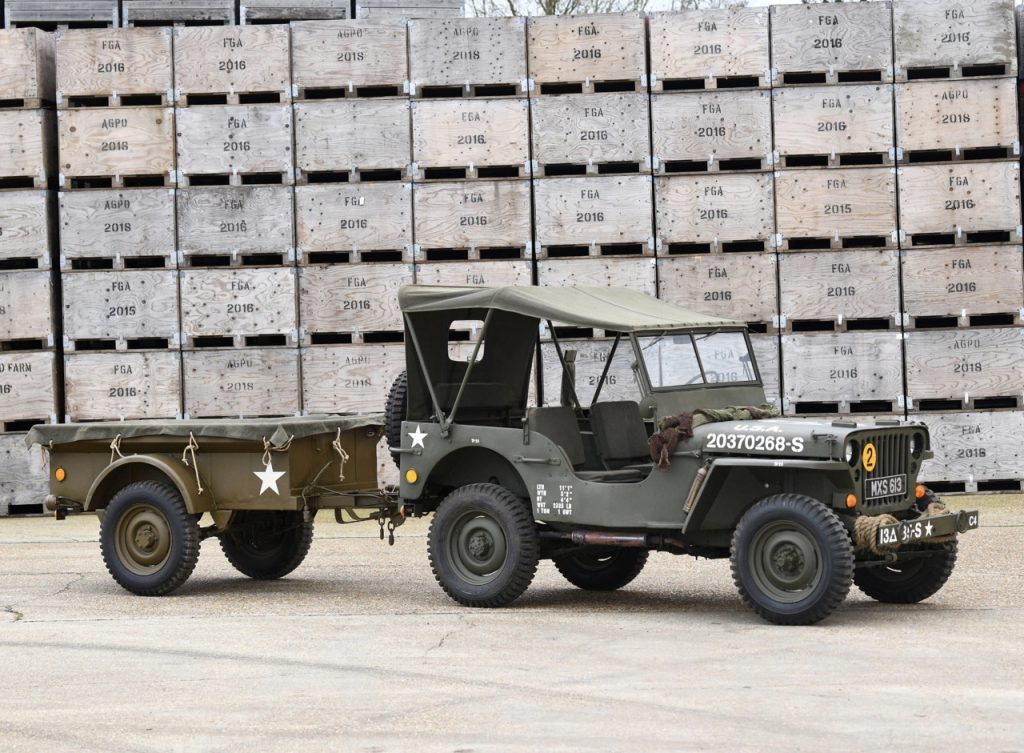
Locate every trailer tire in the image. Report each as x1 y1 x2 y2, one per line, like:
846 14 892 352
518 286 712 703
384 371 407 468
100 481 201 596
554 548 648 591
220 510 313 580
854 541 957 604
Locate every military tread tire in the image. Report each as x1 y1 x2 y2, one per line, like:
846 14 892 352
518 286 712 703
100 480 201 596
384 371 407 468
854 541 957 604
730 493 854 626
220 510 313 580
554 548 649 591
428 483 539 608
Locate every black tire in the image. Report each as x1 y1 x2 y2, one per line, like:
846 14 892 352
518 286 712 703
99 480 201 596
854 541 957 604
554 548 649 591
428 483 539 608
384 371 407 468
730 493 854 626
220 510 313 580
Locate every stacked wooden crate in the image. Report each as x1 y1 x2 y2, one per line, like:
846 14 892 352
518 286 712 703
893 0 1024 491
3 1 119 29
355 0 464 21
121 1 236 26
0 27 56 514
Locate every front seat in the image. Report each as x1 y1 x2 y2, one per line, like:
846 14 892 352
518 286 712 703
589 400 655 473
527 406 645 483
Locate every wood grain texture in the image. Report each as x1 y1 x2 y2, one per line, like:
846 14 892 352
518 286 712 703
413 179 531 249
59 188 174 262
62 270 179 342
902 246 1024 317
0 28 55 102
0 109 55 181
658 252 777 323
291 19 408 90
894 0 1016 75
177 186 294 258
64 350 182 420
534 175 653 247
775 166 896 240
917 410 1023 482
898 161 1021 236
122 0 235 24
56 27 172 100
301 343 405 414
778 249 899 321
651 90 771 165
773 84 895 157
411 98 529 169
531 92 650 166
0 271 53 342
176 104 292 178
648 8 769 83
751 333 781 406
180 267 297 339
5 0 117 24
296 182 411 255
58 106 172 179
771 2 893 75
905 327 1024 399
655 172 774 245
0 433 48 513
298 263 412 334
0 351 57 422
295 99 411 173
782 332 904 404
241 0 348 21
414 259 533 287
527 13 646 84
0 190 52 264
536 257 657 297
409 17 527 89
173 25 290 96
184 347 299 418
895 78 1018 152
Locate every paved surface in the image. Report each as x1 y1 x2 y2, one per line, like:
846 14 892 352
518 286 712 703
0 495 1022 753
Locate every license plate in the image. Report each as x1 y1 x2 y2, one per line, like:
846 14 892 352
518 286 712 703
867 474 906 500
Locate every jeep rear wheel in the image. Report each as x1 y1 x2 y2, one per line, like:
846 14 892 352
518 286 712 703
554 548 648 591
731 493 854 626
428 483 539 608
854 542 957 604
220 510 313 580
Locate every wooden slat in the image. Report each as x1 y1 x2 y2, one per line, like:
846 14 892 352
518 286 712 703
413 179 531 252
0 351 57 423
414 259 533 287
895 78 1018 153
56 27 172 103
411 97 529 170
5 0 118 26
122 1 236 25
59 188 174 264
180 267 297 341
176 185 294 260
0 109 55 184
301 343 405 414
902 246 1024 320
64 350 182 420
295 99 411 175
175 104 293 182
778 249 899 325
409 17 527 92
173 25 290 98
298 263 412 338
527 13 646 88
536 257 657 298
0 433 47 515
658 252 777 324
531 92 651 169
651 90 772 168
894 0 1017 78
654 172 774 250
241 0 348 22
905 327 1024 401
781 332 904 408
534 174 654 250
917 410 1023 484
183 347 299 418
62 269 179 344
772 84 895 162
57 106 173 181
0 270 53 343
0 28 55 104
0 190 52 266
296 182 411 258
291 19 408 93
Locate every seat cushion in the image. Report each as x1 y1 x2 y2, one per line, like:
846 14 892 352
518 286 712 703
590 401 651 464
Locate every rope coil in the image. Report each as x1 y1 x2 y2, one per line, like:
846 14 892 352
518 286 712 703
261 435 294 467
331 428 350 482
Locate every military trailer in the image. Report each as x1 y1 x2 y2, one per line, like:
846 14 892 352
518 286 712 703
387 285 979 625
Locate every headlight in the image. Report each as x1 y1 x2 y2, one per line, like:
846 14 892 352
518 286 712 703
844 439 859 466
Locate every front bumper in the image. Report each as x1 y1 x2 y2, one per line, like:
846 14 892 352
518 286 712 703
877 509 980 548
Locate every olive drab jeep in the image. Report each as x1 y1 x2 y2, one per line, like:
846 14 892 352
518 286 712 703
386 285 979 625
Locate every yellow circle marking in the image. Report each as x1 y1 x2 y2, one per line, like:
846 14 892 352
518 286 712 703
862 443 877 473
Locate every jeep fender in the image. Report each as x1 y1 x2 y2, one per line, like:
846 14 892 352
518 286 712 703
86 454 212 515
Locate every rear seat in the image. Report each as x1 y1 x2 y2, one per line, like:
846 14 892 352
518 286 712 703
527 406 646 483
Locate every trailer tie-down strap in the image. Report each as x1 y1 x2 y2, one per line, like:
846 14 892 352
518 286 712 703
331 428 350 482
109 434 125 465
181 432 204 495
261 435 294 467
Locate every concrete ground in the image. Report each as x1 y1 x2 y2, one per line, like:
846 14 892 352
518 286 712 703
0 495 1021 753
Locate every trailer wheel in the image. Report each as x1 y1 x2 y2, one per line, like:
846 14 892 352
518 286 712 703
100 481 201 596
220 510 313 580
731 493 854 626
554 548 648 591
384 371 407 468
854 541 957 604
428 483 539 608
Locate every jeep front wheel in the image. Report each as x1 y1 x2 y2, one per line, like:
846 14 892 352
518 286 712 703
554 548 648 591
854 542 957 604
428 483 539 608
731 493 854 626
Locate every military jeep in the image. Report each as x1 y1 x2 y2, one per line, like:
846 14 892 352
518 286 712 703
388 285 978 625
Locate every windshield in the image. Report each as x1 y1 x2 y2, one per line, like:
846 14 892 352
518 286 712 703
638 330 758 389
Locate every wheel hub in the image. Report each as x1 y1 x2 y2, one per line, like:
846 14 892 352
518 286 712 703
134 524 159 552
772 543 806 576
467 530 493 560
749 521 823 603
115 504 172 576
448 511 508 583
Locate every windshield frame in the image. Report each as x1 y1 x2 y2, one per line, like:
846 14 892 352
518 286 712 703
630 328 762 393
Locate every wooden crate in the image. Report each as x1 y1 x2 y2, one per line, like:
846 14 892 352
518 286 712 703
0 28 55 106
0 109 55 188
413 179 531 257
177 185 294 264
898 161 1022 245
294 99 411 179
531 92 651 173
772 84 895 166
241 1 348 23
298 263 412 342
654 172 774 253
4 1 118 27
180 267 297 345
411 98 529 175
0 190 53 268
414 259 533 287
658 252 777 324
57 106 173 185
894 0 1017 79
778 249 900 328
301 343 404 414
775 166 897 250
651 90 772 171
0 270 54 345
173 25 291 102
64 350 182 421
0 433 48 515
648 8 770 90
175 104 293 185
0 351 57 427
895 78 1018 156
291 19 408 97
536 257 657 300
55 27 172 106
751 333 781 407
905 327 1024 405
781 331 905 413
59 188 175 267
527 13 646 91
61 269 179 347
183 347 300 418
902 246 1024 323
357 5 461 21
409 17 526 94
917 410 1023 488
539 337 640 407
296 182 412 262
122 1 236 25
533 175 654 254
771 2 893 84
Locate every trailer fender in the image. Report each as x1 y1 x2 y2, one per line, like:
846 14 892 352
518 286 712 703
86 454 212 515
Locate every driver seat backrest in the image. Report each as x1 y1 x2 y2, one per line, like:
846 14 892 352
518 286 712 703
526 406 585 468
589 400 651 468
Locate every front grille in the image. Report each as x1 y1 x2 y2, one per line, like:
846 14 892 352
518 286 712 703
860 431 911 509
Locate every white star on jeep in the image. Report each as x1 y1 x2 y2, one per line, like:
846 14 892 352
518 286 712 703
254 460 285 495
409 425 427 449
924 520 934 537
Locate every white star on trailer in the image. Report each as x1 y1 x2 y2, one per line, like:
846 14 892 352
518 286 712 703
409 425 428 449
254 460 286 495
